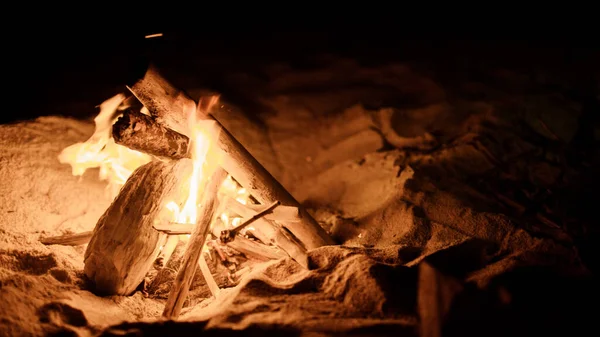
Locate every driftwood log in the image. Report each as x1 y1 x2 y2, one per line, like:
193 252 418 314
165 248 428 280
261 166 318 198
113 109 189 159
163 167 227 319
84 159 193 295
126 65 190 136
128 66 334 250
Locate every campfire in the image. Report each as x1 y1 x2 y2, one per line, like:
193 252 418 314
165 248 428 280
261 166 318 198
4 38 596 336
43 66 333 318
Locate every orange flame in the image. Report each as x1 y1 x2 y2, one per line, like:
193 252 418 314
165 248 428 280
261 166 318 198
58 94 151 197
171 101 219 227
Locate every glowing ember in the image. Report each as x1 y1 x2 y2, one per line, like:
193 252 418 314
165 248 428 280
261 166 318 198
58 94 152 197
145 33 163 39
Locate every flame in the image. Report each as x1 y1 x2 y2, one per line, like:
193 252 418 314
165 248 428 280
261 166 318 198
164 100 222 247
173 127 214 224
164 98 254 243
58 94 152 197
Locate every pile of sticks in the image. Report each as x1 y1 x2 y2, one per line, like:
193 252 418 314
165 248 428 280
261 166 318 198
41 66 333 319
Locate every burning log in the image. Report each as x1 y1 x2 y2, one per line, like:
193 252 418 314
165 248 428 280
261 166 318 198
112 109 189 159
84 159 193 296
128 66 334 251
163 167 227 319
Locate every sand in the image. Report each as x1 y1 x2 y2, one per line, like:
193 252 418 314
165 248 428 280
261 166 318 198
1 59 598 336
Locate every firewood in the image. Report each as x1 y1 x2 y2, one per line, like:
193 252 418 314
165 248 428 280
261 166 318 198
128 66 334 251
109 108 309 265
222 237 287 261
153 223 193 235
198 255 219 298
153 223 288 261
162 167 227 319
219 200 281 243
127 64 190 136
223 197 301 223
84 159 193 296
40 231 92 246
155 235 180 268
215 121 333 249
112 109 189 159
221 198 309 267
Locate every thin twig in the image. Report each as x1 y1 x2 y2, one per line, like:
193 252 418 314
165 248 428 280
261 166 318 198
40 231 93 246
198 254 219 298
153 223 194 235
220 200 281 243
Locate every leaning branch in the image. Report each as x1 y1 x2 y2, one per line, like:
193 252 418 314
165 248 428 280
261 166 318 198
162 167 227 319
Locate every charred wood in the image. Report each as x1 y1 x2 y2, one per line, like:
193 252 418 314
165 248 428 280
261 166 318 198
112 109 189 160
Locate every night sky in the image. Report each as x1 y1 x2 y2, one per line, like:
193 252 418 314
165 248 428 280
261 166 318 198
5 20 598 123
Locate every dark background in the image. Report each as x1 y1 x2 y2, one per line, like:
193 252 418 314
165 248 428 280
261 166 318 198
4 20 598 124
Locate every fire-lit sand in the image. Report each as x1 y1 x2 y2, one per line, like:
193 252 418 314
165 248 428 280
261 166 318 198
1 60 598 336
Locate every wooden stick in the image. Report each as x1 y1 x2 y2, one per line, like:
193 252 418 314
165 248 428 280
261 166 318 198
223 199 310 268
153 223 194 235
198 255 219 298
84 159 193 296
40 231 93 246
128 66 334 251
154 224 287 262
162 167 227 319
155 235 180 268
223 238 287 261
113 109 189 159
220 200 281 243
223 197 301 223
